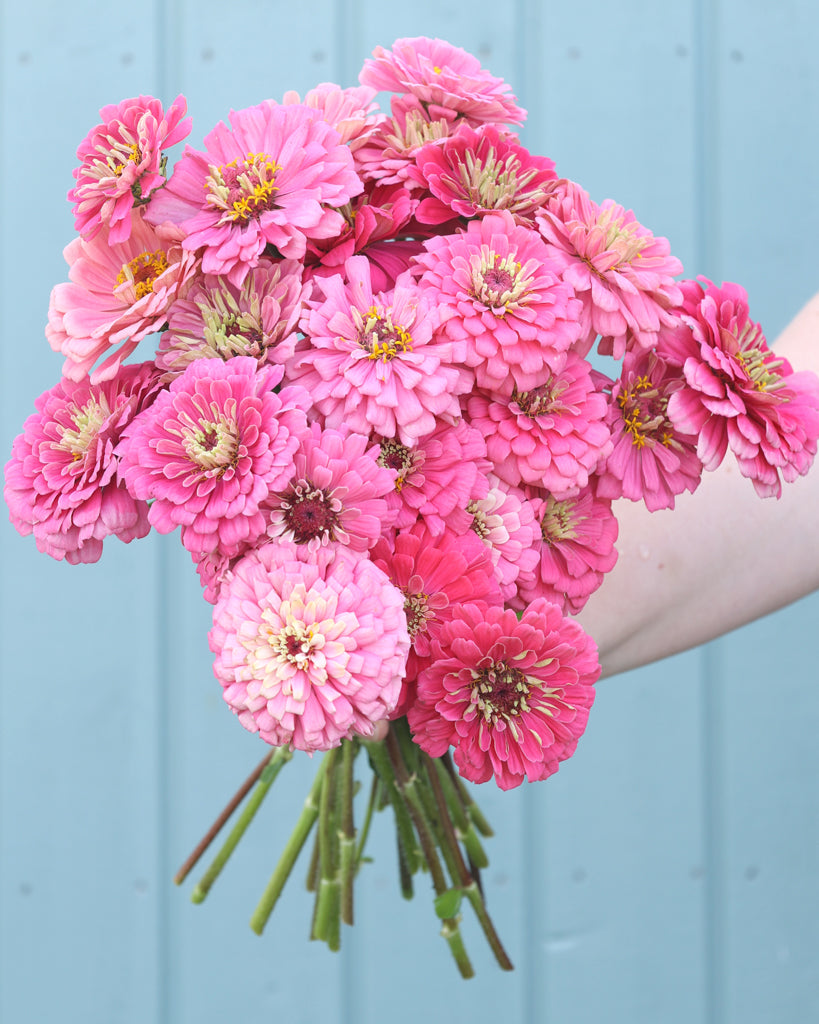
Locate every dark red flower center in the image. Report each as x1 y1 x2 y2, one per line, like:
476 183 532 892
473 661 530 722
279 478 340 543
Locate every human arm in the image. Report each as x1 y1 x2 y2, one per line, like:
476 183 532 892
577 291 819 679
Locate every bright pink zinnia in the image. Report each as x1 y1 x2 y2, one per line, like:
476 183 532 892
156 259 307 378
145 101 363 284
537 181 683 359
68 94 191 243
408 600 599 790
264 421 397 552
117 357 310 556
4 362 160 564
360 37 526 126
47 211 199 383
288 255 469 444
210 542 410 751
666 279 819 497
466 351 612 497
414 210 582 395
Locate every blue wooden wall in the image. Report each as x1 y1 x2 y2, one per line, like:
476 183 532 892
1 2 818 1021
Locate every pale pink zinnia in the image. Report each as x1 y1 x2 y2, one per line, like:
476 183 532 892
597 348 703 510
281 82 381 148
145 101 363 284
117 358 310 556
68 94 191 243
47 211 199 383
288 255 469 444
4 362 161 564
515 485 619 615
537 181 683 358
465 475 540 602
408 123 559 226
264 422 397 551
210 542 410 752
666 279 819 497
466 351 612 497
414 210 582 395
156 260 307 378
360 37 526 126
407 600 599 790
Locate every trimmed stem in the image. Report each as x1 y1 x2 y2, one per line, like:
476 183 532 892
338 740 356 926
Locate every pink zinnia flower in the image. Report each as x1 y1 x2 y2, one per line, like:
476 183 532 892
47 211 199 383
516 485 619 615
360 37 526 126
68 94 191 243
118 358 310 556
465 476 540 602
371 525 503 716
264 422 396 551
288 256 469 444
210 542 410 752
666 279 819 497
408 600 599 790
466 352 612 497
408 123 558 226
597 349 703 510
376 419 491 534
281 82 381 148
414 211 582 395
537 181 683 358
4 362 160 564
156 260 307 378
145 101 363 284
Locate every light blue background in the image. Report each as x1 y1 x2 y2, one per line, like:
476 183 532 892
1 2 818 1021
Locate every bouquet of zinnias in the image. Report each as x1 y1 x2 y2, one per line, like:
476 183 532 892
6 37 819 976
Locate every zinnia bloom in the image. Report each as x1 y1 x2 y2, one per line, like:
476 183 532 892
118 358 310 556
4 362 160 564
414 210 582 395
465 476 540 602
281 82 381 148
210 542 410 751
537 181 683 358
408 600 599 790
666 279 819 497
145 101 363 284
68 94 191 243
288 255 468 444
47 211 199 383
360 36 526 126
156 259 307 378
264 422 397 551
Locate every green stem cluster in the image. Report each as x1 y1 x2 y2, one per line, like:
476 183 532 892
174 722 513 976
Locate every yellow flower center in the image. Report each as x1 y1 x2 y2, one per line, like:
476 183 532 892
115 250 169 299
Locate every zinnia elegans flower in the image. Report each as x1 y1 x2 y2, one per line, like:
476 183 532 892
537 181 683 359
666 279 819 497
145 101 363 285
407 600 599 790
264 421 397 552
156 260 308 378
408 123 559 226
465 475 540 602
47 211 199 384
117 358 310 557
466 351 612 498
516 485 619 615
281 82 381 148
288 255 468 444
360 36 526 126
68 94 191 244
210 542 410 752
4 362 160 564
414 210 582 395
597 349 703 510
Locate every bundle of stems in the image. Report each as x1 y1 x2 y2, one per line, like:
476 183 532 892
175 720 513 977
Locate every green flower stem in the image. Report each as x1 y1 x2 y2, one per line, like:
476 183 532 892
312 748 341 948
304 827 321 893
190 747 293 904
443 751 494 837
249 753 330 936
338 740 357 926
174 749 278 886
433 757 489 870
383 730 474 979
362 739 419 876
462 882 514 972
354 774 379 872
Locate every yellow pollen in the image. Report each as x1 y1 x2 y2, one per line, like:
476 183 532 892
115 249 169 299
